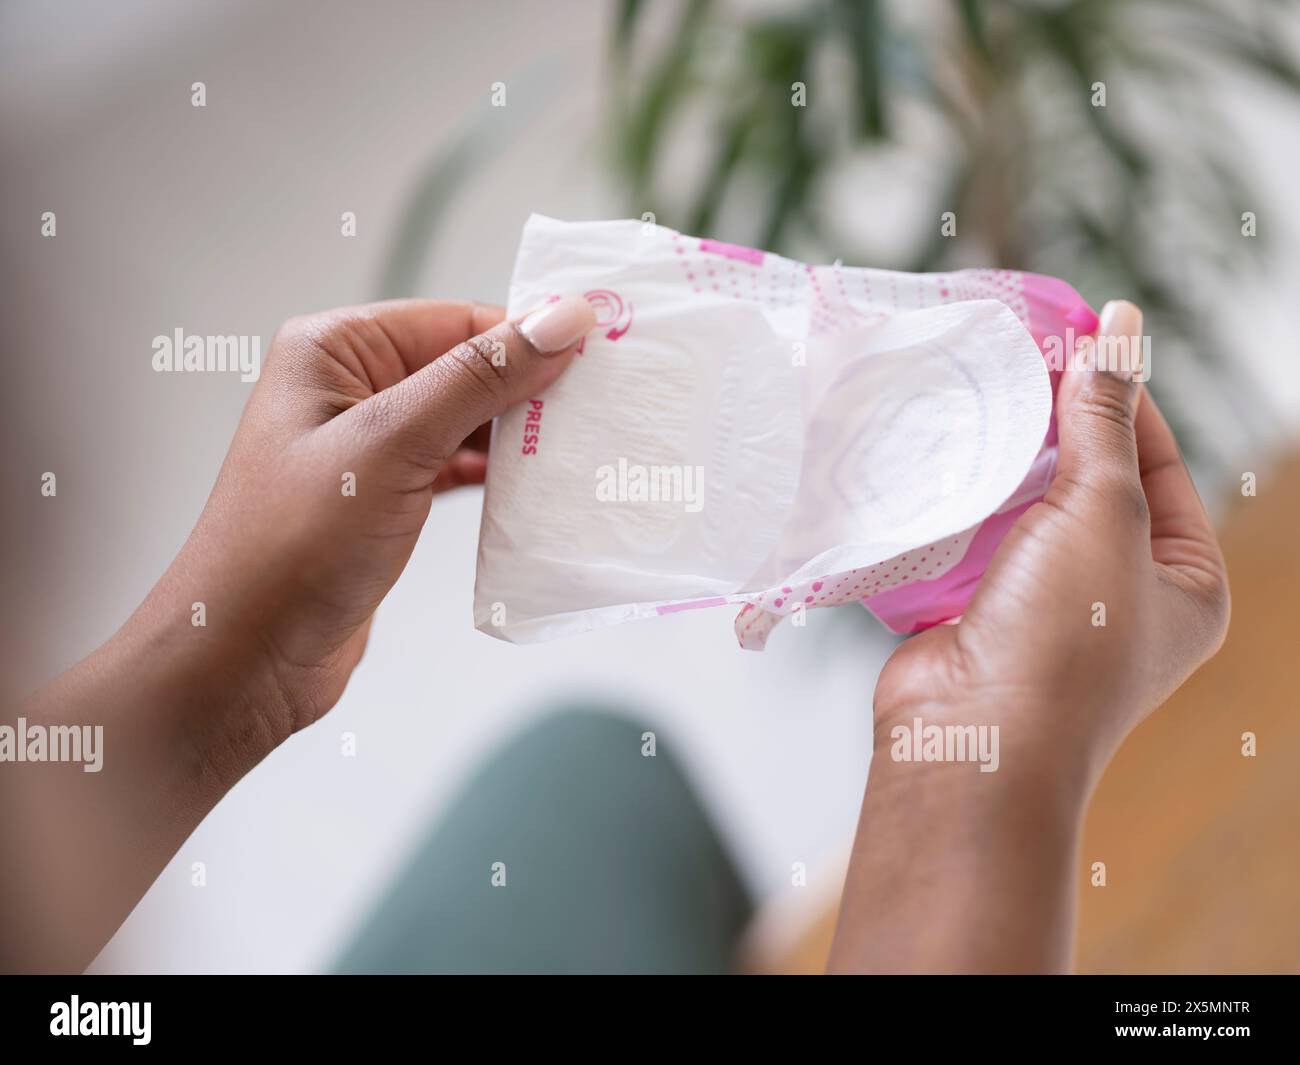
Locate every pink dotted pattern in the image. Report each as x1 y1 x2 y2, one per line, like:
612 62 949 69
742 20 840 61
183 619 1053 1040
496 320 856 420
733 536 971 650
670 234 1031 339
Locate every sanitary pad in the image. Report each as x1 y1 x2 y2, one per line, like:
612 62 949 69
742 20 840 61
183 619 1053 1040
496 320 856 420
474 215 1097 649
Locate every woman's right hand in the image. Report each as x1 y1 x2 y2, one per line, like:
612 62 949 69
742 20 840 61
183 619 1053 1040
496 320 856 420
873 299 1230 798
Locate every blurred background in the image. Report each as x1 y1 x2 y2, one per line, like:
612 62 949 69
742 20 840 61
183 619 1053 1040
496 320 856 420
2 0 1298 973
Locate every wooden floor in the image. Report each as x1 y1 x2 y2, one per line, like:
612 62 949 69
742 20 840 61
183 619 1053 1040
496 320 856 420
747 453 1300 974
1074 454 1300 973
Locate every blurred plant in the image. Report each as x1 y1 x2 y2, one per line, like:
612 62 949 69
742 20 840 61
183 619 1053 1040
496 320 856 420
376 56 565 300
609 0 1300 451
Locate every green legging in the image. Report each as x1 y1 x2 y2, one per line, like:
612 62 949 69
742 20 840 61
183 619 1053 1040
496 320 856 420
334 707 752 974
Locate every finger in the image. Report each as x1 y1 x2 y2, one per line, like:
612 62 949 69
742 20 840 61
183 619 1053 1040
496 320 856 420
459 421 493 455
431 449 488 493
1133 387 1231 663
277 300 507 389
1053 299 1146 509
362 293 596 466
1134 387 1225 583
372 299 505 375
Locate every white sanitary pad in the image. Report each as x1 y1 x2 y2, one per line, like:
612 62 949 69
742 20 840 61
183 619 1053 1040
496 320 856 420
473 215 1064 649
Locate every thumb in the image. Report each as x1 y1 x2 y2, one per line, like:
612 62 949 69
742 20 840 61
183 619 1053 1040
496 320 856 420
363 293 596 468
1054 299 1147 505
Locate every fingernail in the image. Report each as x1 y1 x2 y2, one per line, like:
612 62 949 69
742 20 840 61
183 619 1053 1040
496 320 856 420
516 294 597 356
1098 299 1140 337
1097 299 1145 382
